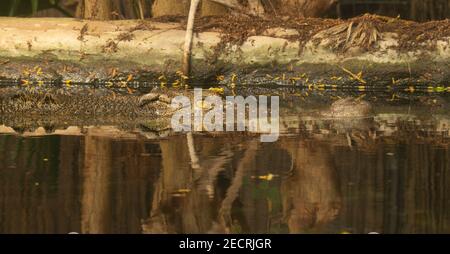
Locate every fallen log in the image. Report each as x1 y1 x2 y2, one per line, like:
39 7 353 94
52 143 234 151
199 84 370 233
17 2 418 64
0 17 449 86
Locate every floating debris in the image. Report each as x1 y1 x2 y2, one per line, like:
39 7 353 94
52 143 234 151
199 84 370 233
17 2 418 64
208 87 225 94
340 67 367 84
251 173 279 181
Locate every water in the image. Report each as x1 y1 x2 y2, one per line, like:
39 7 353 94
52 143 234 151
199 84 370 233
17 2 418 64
0 95 449 234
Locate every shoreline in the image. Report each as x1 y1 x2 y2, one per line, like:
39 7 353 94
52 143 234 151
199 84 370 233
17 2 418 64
0 17 449 85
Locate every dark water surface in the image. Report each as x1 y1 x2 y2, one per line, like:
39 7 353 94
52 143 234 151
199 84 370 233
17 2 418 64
0 97 449 234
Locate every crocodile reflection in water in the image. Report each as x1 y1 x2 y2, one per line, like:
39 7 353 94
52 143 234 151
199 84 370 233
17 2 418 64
317 98 377 149
0 86 415 233
141 98 378 233
276 98 379 232
0 92 448 233
322 98 374 119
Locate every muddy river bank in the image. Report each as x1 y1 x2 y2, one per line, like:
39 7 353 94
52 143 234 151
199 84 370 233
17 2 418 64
1 16 450 86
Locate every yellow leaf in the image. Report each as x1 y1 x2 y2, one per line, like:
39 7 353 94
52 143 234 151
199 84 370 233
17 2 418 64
405 86 415 93
355 94 366 101
231 73 237 83
196 100 211 109
357 71 363 79
392 77 398 85
126 74 133 82
172 80 180 87
171 193 187 197
209 87 224 94
256 173 278 181
127 87 134 94
111 68 117 77
389 94 398 101
436 87 445 93
341 66 366 84
21 79 30 86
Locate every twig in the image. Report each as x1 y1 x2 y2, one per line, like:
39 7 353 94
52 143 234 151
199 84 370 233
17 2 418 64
340 66 367 84
186 132 201 170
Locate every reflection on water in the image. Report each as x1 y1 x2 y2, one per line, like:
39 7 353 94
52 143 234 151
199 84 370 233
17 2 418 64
0 119 449 234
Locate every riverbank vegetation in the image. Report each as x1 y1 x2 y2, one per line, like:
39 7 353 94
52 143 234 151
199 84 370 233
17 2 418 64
1 0 450 21
0 1 449 89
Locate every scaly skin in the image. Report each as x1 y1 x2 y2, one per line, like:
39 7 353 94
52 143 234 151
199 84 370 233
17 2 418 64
0 85 224 133
321 98 374 119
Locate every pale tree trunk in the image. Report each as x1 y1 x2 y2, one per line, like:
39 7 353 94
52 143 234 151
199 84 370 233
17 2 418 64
82 0 113 20
76 0 149 19
182 0 201 76
152 0 190 17
114 0 136 19
201 0 229 16
137 0 148 19
183 0 265 76
75 0 83 18
202 0 265 17
248 0 265 16
210 0 249 14
278 0 336 17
